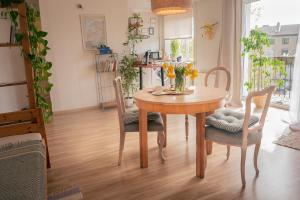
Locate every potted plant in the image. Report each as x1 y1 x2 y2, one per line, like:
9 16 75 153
170 39 180 61
124 13 149 55
119 13 147 107
163 63 199 93
119 55 139 106
241 29 287 108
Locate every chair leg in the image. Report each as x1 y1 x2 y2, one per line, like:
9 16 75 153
206 141 213 155
158 131 166 161
162 114 167 147
254 141 261 176
118 132 126 166
185 115 189 140
226 145 230 160
241 147 247 188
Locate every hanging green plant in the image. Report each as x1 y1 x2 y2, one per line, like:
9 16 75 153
2 1 53 123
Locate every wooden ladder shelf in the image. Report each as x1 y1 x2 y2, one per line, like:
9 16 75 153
0 3 36 108
0 2 51 168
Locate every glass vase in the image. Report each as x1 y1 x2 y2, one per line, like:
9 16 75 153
175 73 185 93
169 78 175 90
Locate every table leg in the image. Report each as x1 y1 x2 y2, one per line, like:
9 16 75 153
161 114 167 147
139 67 143 90
206 111 214 155
161 67 165 86
196 113 206 178
139 109 148 168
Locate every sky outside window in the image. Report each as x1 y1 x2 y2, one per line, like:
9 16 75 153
251 0 300 28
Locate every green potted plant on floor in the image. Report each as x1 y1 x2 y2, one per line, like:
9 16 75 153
241 29 287 108
119 55 139 106
119 13 147 107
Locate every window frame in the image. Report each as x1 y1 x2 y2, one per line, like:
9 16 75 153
164 37 194 62
281 48 289 56
282 37 290 45
269 38 275 45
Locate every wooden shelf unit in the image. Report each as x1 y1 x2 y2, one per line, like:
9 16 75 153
95 53 118 109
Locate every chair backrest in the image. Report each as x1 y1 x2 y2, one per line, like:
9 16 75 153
242 86 275 146
205 66 231 92
113 77 126 130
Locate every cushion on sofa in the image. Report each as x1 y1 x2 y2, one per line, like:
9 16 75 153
206 109 259 133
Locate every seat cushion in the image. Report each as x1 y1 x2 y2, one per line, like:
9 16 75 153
206 109 259 133
124 108 160 125
206 126 262 146
123 107 164 132
124 117 164 132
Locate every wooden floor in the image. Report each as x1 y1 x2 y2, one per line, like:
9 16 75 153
46 107 300 200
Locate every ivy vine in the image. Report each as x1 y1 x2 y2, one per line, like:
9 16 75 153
1 1 53 122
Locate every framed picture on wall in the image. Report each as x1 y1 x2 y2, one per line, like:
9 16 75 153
80 14 107 50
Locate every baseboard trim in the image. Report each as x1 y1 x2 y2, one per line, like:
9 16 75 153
53 105 101 116
270 103 289 111
101 101 117 109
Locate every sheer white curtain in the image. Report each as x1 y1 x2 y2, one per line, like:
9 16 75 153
217 0 243 106
289 31 300 131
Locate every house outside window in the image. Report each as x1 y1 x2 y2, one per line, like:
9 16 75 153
163 13 193 62
282 38 289 45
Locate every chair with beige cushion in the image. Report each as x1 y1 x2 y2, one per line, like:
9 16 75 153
205 86 275 187
185 67 231 154
113 77 166 166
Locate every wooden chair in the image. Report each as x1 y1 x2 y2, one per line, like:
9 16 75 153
113 77 166 165
185 67 231 145
205 86 275 187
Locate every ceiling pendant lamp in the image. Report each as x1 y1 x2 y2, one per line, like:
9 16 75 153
151 0 192 16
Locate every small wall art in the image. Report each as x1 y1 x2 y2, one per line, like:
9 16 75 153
200 22 218 40
80 14 107 50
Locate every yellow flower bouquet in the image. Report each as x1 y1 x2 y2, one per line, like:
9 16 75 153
163 63 199 93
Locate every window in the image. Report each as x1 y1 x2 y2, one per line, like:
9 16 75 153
281 49 289 56
163 13 193 62
242 0 300 107
269 38 275 45
282 38 289 45
164 39 193 62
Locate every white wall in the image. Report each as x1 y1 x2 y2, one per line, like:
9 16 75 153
1 0 160 113
0 0 165 112
39 0 161 112
39 0 129 111
194 0 223 73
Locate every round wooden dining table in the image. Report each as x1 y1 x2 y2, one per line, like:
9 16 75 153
134 87 227 178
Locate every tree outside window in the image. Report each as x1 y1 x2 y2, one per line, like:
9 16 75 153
165 38 194 62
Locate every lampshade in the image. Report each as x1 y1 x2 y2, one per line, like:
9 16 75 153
151 0 192 16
